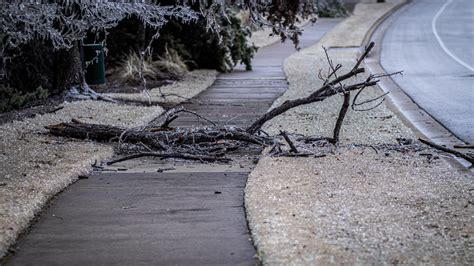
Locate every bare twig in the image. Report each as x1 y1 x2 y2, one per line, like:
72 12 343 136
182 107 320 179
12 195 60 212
71 118 83 124
280 131 299 153
247 42 377 135
268 141 281 156
159 107 217 128
325 64 342 84
296 136 333 144
351 71 402 112
160 116 180 128
323 46 343 87
271 151 327 158
47 106 64 114
453 144 474 149
370 71 403 79
353 42 374 71
419 138 474 164
224 115 242 125
352 85 389 112
332 93 351 143
330 42 377 143
107 152 231 165
246 70 371 134
157 87 196 102
274 152 311 157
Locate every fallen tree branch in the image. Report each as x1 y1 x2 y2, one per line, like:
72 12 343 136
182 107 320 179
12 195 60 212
296 136 333 143
247 42 377 135
419 138 474 164
453 144 474 149
46 121 272 148
44 42 409 164
46 122 166 150
246 78 375 134
280 131 299 153
273 152 312 157
107 152 230 165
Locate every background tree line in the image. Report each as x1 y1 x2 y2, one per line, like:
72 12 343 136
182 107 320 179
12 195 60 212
0 0 346 112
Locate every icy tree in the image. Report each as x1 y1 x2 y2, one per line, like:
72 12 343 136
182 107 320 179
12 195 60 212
0 0 344 98
0 1 200 98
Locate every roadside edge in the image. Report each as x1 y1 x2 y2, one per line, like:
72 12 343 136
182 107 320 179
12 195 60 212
364 1 472 171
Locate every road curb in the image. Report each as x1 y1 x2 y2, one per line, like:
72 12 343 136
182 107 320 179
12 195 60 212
364 2 472 170
361 0 408 47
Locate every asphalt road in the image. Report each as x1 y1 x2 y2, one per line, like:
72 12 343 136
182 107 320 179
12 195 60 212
381 0 474 144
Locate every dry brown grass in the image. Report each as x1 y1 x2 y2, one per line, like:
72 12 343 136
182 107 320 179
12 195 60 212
116 47 188 86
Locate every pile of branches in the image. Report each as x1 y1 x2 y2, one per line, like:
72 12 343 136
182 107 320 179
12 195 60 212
44 42 474 165
46 117 271 164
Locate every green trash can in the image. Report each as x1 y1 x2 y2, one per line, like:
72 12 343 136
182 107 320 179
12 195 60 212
82 43 106 85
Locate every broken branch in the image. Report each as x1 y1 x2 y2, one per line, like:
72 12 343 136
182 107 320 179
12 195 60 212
332 93 351 143
107 152 230 165
158 107 217 128
247 42 377 135
46 121 272 147
419 138 474 164
280 131 299 153
453 144 474 149
246 78 375 134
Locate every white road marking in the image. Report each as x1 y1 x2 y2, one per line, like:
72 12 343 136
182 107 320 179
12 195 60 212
431 0 474 72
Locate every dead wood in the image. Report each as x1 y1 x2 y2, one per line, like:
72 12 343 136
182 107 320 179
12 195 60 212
246 78 375 134
246 42 377 135
107 152 230 165
419 138 474 164
46 120 271 148
331 93 351 143
280 131 299 153
274 152 311 157
158 107 217 128
297 136 333 144
46 122 167 150
44 42 409 163
453 144 474 149
322 46 349 144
